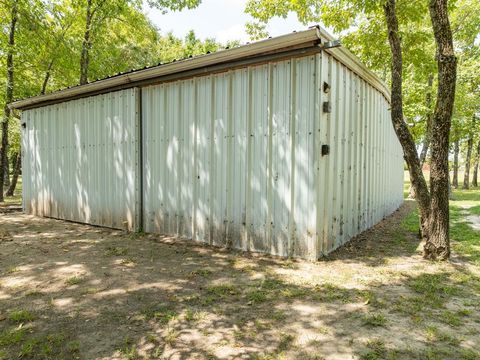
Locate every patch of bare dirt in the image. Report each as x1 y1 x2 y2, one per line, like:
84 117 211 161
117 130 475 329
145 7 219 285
0 204 479 359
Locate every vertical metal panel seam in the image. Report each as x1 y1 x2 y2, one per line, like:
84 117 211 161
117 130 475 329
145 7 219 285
288 58 297 257
267 62 274 254
136 87 143 232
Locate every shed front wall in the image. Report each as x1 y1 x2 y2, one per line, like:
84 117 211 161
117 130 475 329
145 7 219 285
142 56 319 258
141 52 403 259
21 88 140 231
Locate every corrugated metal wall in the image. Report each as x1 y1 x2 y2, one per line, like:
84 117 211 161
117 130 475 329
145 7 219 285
318 54 404 255
21 52 403 259
142 52 403 259
21 88 141 231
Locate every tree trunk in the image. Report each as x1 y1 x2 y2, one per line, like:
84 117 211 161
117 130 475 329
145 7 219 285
384 0 455 261
41 59 54 95
79 0 93 85
463 116 475 189
473 140 480 187
384 0 431 230
0 1 18 202
452 139 459 188
4 152 10 187
6 152 20 196
423 0 456 260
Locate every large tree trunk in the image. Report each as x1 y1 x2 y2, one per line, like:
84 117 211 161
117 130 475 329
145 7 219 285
79 0 93 85
473 140 480 187
384 0 455 260
423 0 456 260
452 139 459 188
463 117 475 189
0 1 18 202
5 152 20 196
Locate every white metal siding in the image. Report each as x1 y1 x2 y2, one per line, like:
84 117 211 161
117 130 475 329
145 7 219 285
141 53 403 259
318 55 404 255
143 57 320 258
21 89 140 230
20 51 403 260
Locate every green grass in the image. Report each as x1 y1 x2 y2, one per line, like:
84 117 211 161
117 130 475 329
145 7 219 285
141 305 178 324
361 313 388 327
0 329 79 359
408 273 458 300
1 177 22 205
470 205 480 215
396 181 480 338
424 325 460 346
360 339 388 360
105 246 128 256
277 333 296 352
247 289 268 303
0 327 27 347
164 328 180 345
402 175 480 263
183 309 206 322
268 310 287 321
401 207 420 233
460 348 480 360
119 336 139 359
450 204 480 264
439 310 463 327
451 187 480 203
65 276 84 286
206 283 239 297
188 269 212 278
8 309 34 323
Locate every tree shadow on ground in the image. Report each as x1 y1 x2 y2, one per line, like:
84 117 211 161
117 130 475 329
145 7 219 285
0 202 479 359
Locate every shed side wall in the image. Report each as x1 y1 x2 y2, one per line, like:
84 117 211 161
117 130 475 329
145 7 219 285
319 54 404 255
21 88 140 230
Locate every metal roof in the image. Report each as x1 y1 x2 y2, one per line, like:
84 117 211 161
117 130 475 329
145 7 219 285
10 25 390 110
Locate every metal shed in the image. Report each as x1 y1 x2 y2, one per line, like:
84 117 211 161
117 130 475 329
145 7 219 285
10 26 404 260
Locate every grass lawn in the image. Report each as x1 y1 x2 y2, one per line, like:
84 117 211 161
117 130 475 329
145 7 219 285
0 179 479 359
1 177 22 206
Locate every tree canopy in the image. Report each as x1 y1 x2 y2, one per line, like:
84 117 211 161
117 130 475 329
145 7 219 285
245 0 479 147
0 0 236 163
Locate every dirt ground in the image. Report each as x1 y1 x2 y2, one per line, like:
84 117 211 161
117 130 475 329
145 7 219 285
1 200 479 359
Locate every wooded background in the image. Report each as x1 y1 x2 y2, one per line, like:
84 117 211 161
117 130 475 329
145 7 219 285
0 0 238 200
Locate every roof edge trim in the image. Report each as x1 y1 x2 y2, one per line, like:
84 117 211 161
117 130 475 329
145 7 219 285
10 28 321 110
10 26 390 110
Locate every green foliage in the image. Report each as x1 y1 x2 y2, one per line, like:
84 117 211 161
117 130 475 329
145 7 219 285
0 0 234 162
245 0 480 148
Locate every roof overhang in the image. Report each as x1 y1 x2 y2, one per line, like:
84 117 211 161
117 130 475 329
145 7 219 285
9 26 390 110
